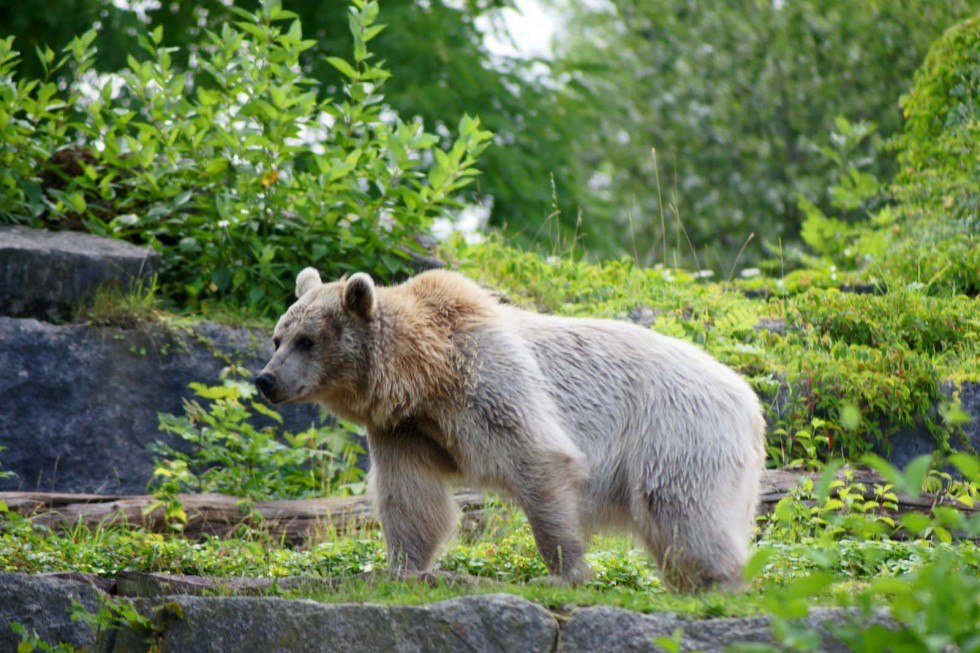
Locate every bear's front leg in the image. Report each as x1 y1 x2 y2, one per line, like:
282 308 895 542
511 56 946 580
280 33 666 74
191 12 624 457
368 427 458 573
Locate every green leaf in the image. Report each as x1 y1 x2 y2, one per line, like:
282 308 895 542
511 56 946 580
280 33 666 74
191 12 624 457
901 455 932 499
899 512 930 535
781 572 836 601
327 56 356 79
814 459 844 501
251 400 284 423
189 383 240 400
948 453 980 482
839 403 861 431
742 548 772 583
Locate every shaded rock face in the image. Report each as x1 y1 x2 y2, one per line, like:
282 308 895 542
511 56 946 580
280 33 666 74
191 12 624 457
0 317 325 494
0 572 105 652
874 381 980 472
116 593 559 653
0 224 160 322
0 573 902 653
555 605 889 653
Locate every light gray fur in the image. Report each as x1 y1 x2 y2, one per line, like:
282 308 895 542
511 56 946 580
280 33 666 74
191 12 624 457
258 270 766 592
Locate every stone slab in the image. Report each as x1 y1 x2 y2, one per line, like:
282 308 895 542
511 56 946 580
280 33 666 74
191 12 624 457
0 225 160 322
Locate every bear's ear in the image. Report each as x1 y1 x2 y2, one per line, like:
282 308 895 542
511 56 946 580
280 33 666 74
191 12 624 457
295 267 322 299
343 272 377 320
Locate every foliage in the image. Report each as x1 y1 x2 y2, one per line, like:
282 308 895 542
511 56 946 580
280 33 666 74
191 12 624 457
550 0 975 270
0 0 590 249
884 14 980 296
798 15 980 297
9 622 80 653
0 0 492 317
150 377 365 508
739 455 980 653
762 455 979 545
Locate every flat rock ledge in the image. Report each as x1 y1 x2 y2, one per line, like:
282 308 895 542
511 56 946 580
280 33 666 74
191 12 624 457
0 224 160 322
0 572 893 653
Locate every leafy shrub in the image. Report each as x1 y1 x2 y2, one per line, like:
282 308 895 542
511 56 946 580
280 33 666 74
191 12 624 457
0 0 492 317
744 454 980 653
151 379 365 503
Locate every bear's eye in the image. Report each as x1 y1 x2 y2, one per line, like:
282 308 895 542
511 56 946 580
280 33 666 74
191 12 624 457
273 337 281 351
295 336 314 351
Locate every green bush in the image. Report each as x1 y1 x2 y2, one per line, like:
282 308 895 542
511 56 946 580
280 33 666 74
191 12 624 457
151 379 365 503
0 0 491 317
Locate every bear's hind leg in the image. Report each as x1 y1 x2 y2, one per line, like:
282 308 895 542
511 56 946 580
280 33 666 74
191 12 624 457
633 501 749 593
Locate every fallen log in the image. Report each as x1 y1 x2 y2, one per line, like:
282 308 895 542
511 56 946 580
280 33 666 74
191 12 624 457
0 490 489 544
1 468 974 544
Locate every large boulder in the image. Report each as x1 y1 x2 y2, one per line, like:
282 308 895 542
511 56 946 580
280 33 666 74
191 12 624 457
0 317 325 494
113 593 558 653
0 225 160 322
558 604 895 652
0 572 106 652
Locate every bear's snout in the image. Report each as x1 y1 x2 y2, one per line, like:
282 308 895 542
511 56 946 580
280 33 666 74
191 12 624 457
255 372 277 400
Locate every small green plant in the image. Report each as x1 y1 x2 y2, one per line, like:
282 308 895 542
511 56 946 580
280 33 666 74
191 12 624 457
150 375 365 502
9 623 82 653
743 453 980 652
75 276 160 328
761 464 899 543
70 597 166 651
0 444 15 482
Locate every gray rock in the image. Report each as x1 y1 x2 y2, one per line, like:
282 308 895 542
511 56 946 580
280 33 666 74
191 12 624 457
753 318 788 335
558 605 895 652
876 381 980 472
0 571 106 652
0 225 160 322
114 594 558 653
0 317 326 494
626 306 660 329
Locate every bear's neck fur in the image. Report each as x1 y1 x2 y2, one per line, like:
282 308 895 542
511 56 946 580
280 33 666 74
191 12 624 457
361 271 497 430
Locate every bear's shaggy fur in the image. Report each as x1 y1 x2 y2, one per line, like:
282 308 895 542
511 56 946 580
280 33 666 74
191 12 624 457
256 268 766 591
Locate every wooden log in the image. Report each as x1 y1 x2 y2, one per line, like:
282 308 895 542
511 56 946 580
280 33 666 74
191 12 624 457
1 468 974 544
0 490 488 544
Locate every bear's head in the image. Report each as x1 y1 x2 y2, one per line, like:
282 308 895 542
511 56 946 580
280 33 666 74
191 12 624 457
255 267 378 414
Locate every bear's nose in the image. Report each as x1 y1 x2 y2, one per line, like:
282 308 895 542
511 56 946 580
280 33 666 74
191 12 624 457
255 373 276 398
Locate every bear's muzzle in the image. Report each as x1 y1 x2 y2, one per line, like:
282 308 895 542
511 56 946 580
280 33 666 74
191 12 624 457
255 372 278 401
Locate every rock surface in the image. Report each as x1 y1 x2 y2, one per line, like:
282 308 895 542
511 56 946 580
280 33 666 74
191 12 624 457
114 593 559 653
0 572 903 653
874 380 980 472
0 317 326 494
0 571 106 652
0 224 160 322
556 604 893 652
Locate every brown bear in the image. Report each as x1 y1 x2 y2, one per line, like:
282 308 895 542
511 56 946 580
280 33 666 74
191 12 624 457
256 268 766 592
